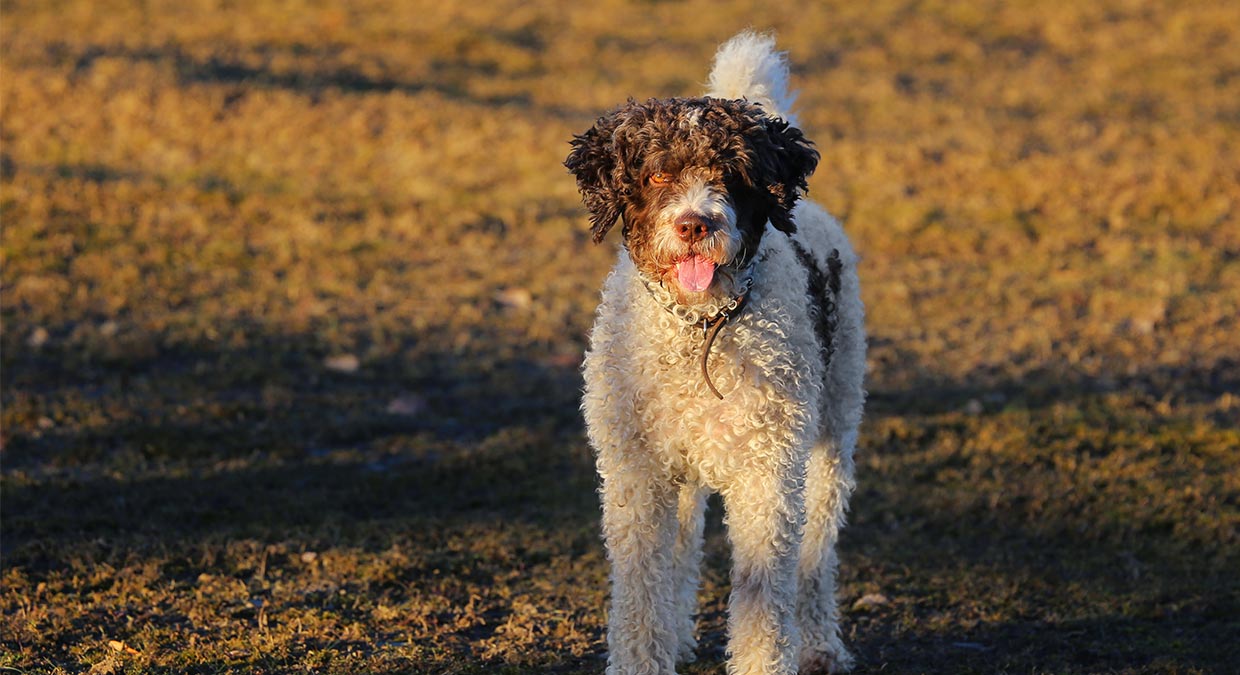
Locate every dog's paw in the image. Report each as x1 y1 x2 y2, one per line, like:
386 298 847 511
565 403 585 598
799 641 854 674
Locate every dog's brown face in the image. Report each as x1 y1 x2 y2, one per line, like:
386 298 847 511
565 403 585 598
565 97 818 303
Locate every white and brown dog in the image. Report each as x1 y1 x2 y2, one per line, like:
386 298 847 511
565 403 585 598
566 32 866 675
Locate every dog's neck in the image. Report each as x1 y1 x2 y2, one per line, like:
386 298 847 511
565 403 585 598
628 255 760 400
635 259 756 328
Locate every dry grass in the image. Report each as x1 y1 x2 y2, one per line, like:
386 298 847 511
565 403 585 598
2 1 1238 673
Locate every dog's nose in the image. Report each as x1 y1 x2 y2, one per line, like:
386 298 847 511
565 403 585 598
675 214 711 243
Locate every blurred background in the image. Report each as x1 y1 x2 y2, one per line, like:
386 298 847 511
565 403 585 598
2 1 1237 673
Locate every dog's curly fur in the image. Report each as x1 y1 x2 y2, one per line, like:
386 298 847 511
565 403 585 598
566 32 866 675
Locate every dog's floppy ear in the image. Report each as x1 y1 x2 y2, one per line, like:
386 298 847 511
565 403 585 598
748 115 819 234
565 108 630 243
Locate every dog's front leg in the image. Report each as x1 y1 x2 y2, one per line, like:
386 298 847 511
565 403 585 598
722 462 807 675
599 458 681 675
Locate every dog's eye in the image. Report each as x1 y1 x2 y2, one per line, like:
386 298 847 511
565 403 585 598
649 172 672 186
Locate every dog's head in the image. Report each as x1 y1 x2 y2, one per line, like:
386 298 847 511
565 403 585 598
565 97 818 302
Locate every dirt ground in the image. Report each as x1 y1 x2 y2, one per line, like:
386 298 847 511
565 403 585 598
2 1 1237 673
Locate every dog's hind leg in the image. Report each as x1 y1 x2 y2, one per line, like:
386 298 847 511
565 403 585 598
796 442 856 674
672 483 707 664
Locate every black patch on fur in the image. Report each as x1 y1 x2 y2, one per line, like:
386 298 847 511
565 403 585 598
564 97 819 250
791 241 843 368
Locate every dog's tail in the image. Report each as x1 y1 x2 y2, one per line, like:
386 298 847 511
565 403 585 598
705 30 800 126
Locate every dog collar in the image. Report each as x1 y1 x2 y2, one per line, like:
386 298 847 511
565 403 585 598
639 263 756 400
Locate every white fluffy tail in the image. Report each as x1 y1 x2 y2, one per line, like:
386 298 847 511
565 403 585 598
705 30 800 126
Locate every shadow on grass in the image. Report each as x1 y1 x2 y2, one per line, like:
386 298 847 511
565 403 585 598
833 518 1240 673
1 323 594 548
865 339 1240 418
3 317 1237 672
848 604 1240 674
48 37 590 118
2 323 606 670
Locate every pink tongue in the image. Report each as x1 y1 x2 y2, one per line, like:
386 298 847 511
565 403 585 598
675 255 716 293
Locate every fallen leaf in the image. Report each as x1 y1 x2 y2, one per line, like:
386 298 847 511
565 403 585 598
850 593 890 612
27 327 49 348
324 354 360 373
107 640 140 655
495 287 533 310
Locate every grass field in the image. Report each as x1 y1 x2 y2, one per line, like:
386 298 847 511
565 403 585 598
2 1 1238 673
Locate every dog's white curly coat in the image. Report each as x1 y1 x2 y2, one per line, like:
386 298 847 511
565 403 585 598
583 32 866 675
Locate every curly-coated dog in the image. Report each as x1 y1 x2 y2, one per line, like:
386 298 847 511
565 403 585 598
565 32 866 675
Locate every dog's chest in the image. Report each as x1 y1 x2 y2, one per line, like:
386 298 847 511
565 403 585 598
582 256 824 485
618 303 817 483
635 328 756 477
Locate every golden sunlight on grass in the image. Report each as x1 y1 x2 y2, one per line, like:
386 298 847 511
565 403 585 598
2 1 1237 673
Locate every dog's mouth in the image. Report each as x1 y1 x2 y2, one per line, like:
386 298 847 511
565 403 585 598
674 254 717 293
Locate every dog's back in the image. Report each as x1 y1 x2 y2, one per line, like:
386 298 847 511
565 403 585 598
708 31 867 453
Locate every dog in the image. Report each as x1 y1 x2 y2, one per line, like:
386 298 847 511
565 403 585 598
565 32 866 675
